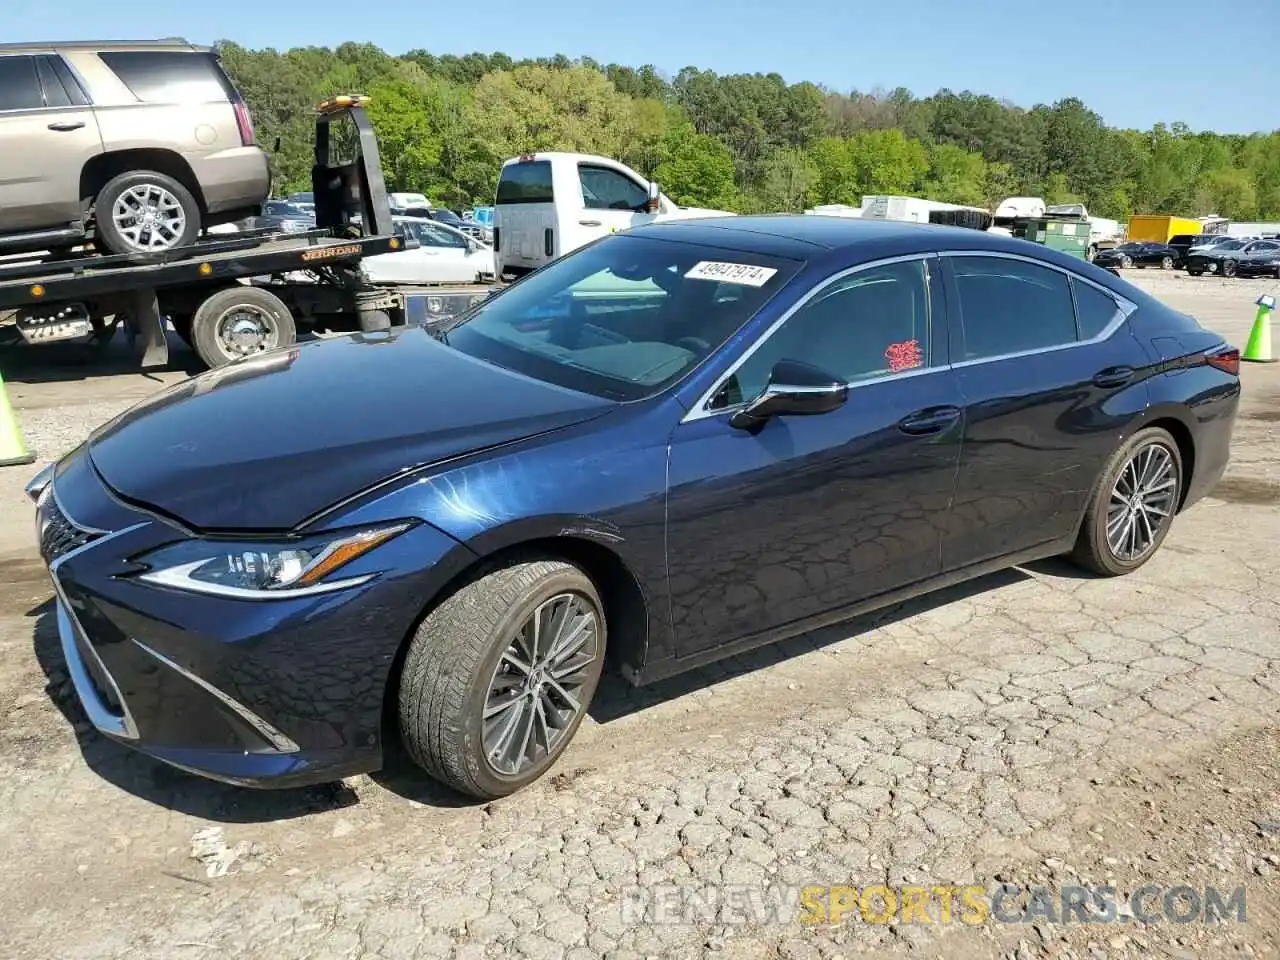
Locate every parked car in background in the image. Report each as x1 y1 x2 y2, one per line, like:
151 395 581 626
0 38 269 256
33 216 1239 800
1185 238 1280 276
389 192 430 212
287 191 315 214
360 216 495 285
1232 243 1280 278
239 199 315 234
1093 242 1179 270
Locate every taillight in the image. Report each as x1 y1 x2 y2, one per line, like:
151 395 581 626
233 99 256 147
1206 347 1240 375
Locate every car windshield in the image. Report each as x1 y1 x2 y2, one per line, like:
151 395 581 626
442 234 802 401
433 210 462 224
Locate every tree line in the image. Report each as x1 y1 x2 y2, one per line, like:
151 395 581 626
217 41 1280 221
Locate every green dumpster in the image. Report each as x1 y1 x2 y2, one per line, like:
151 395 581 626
1011 217 1090 259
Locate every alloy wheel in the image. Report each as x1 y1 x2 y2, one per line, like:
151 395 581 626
111 183 187 252
482 592 601 777
1106 443 1178 562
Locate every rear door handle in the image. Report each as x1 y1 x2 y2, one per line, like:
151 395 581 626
898 405 962 436
48 121 85 132
1093 366 1135 388
578 220 602 227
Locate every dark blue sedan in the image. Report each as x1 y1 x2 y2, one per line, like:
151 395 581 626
29 217 1240 798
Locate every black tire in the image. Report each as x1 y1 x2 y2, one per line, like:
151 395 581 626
1222 259 1237 278
1161 255 1174 270
93 170 201 255
189 285 296 369
1070 427 1183 577
398 559 606 799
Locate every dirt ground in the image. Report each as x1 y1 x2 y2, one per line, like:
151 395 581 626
1 270 1278 960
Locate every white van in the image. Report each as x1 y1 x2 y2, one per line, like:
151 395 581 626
492 153 734 277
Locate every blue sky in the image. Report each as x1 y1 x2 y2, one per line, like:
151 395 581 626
16 0 1279 134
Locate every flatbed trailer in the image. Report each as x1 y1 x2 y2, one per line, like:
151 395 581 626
0 96 491 369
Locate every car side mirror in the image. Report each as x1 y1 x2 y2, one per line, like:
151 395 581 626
729 359 847 430
644 180 661 214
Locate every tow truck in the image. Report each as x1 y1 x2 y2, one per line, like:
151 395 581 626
0 96 496 369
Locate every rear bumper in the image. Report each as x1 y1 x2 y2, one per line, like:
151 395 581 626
191 146 270 216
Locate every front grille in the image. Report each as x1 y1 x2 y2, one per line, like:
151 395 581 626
40 494 99 563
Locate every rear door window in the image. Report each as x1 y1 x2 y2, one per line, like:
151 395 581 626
496 161 554 204
951 256 1078 360
0 56 44 111
578 165 648 211
98 51 236 103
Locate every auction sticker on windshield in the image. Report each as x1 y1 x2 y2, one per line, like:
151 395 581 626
685 261 778 286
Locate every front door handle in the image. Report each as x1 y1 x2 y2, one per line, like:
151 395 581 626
1093 366 1135 388
578 220 602 227
898 405 962 436
48 121 86 132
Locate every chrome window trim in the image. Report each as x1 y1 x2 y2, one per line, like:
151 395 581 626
682 253 941 424
131 639 300 753
50 521 151 741
937 250 1137 369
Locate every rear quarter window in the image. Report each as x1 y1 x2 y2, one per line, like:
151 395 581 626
98 51 236 103
496 161 554 204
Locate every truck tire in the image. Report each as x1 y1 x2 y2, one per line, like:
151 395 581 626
189 286 296 369
398 558 607 799
94 171 201 256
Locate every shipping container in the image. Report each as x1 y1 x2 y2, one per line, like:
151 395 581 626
1126 215 1202 243
1011 217 1090 259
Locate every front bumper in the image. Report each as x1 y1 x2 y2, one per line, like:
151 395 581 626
38 450 465 788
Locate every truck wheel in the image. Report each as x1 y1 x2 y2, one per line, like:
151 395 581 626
189 286 296 368
398 558 606 799
94 171 201 256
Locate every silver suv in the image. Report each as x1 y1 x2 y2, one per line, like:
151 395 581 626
0 39 270 256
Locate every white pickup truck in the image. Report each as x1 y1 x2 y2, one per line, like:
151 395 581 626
493 153 734 277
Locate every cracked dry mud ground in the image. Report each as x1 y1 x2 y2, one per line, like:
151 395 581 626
1 274 1279 960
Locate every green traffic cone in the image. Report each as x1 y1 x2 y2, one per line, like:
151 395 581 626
0 367 34 467
1243 294 1276 364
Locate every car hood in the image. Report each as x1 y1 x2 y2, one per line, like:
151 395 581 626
87 329 614 531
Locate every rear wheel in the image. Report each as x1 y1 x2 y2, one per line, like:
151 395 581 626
1070 427 1183 577
189 286 296 368
1121 255 1133 268
94 171 200 255
1161 255 1174 270
1223 259 1237 278
398 559 607 799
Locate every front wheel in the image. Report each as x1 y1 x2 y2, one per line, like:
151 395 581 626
189 286 296 368
1070 428 1183 577
1161 255 1174 270
1121 255 1133 268
1222 260 1237 278
398 559 607 799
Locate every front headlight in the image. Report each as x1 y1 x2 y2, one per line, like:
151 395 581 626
134 521 414 599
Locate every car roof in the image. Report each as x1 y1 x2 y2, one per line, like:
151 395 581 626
628 215 1091 267
0 38 209 54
